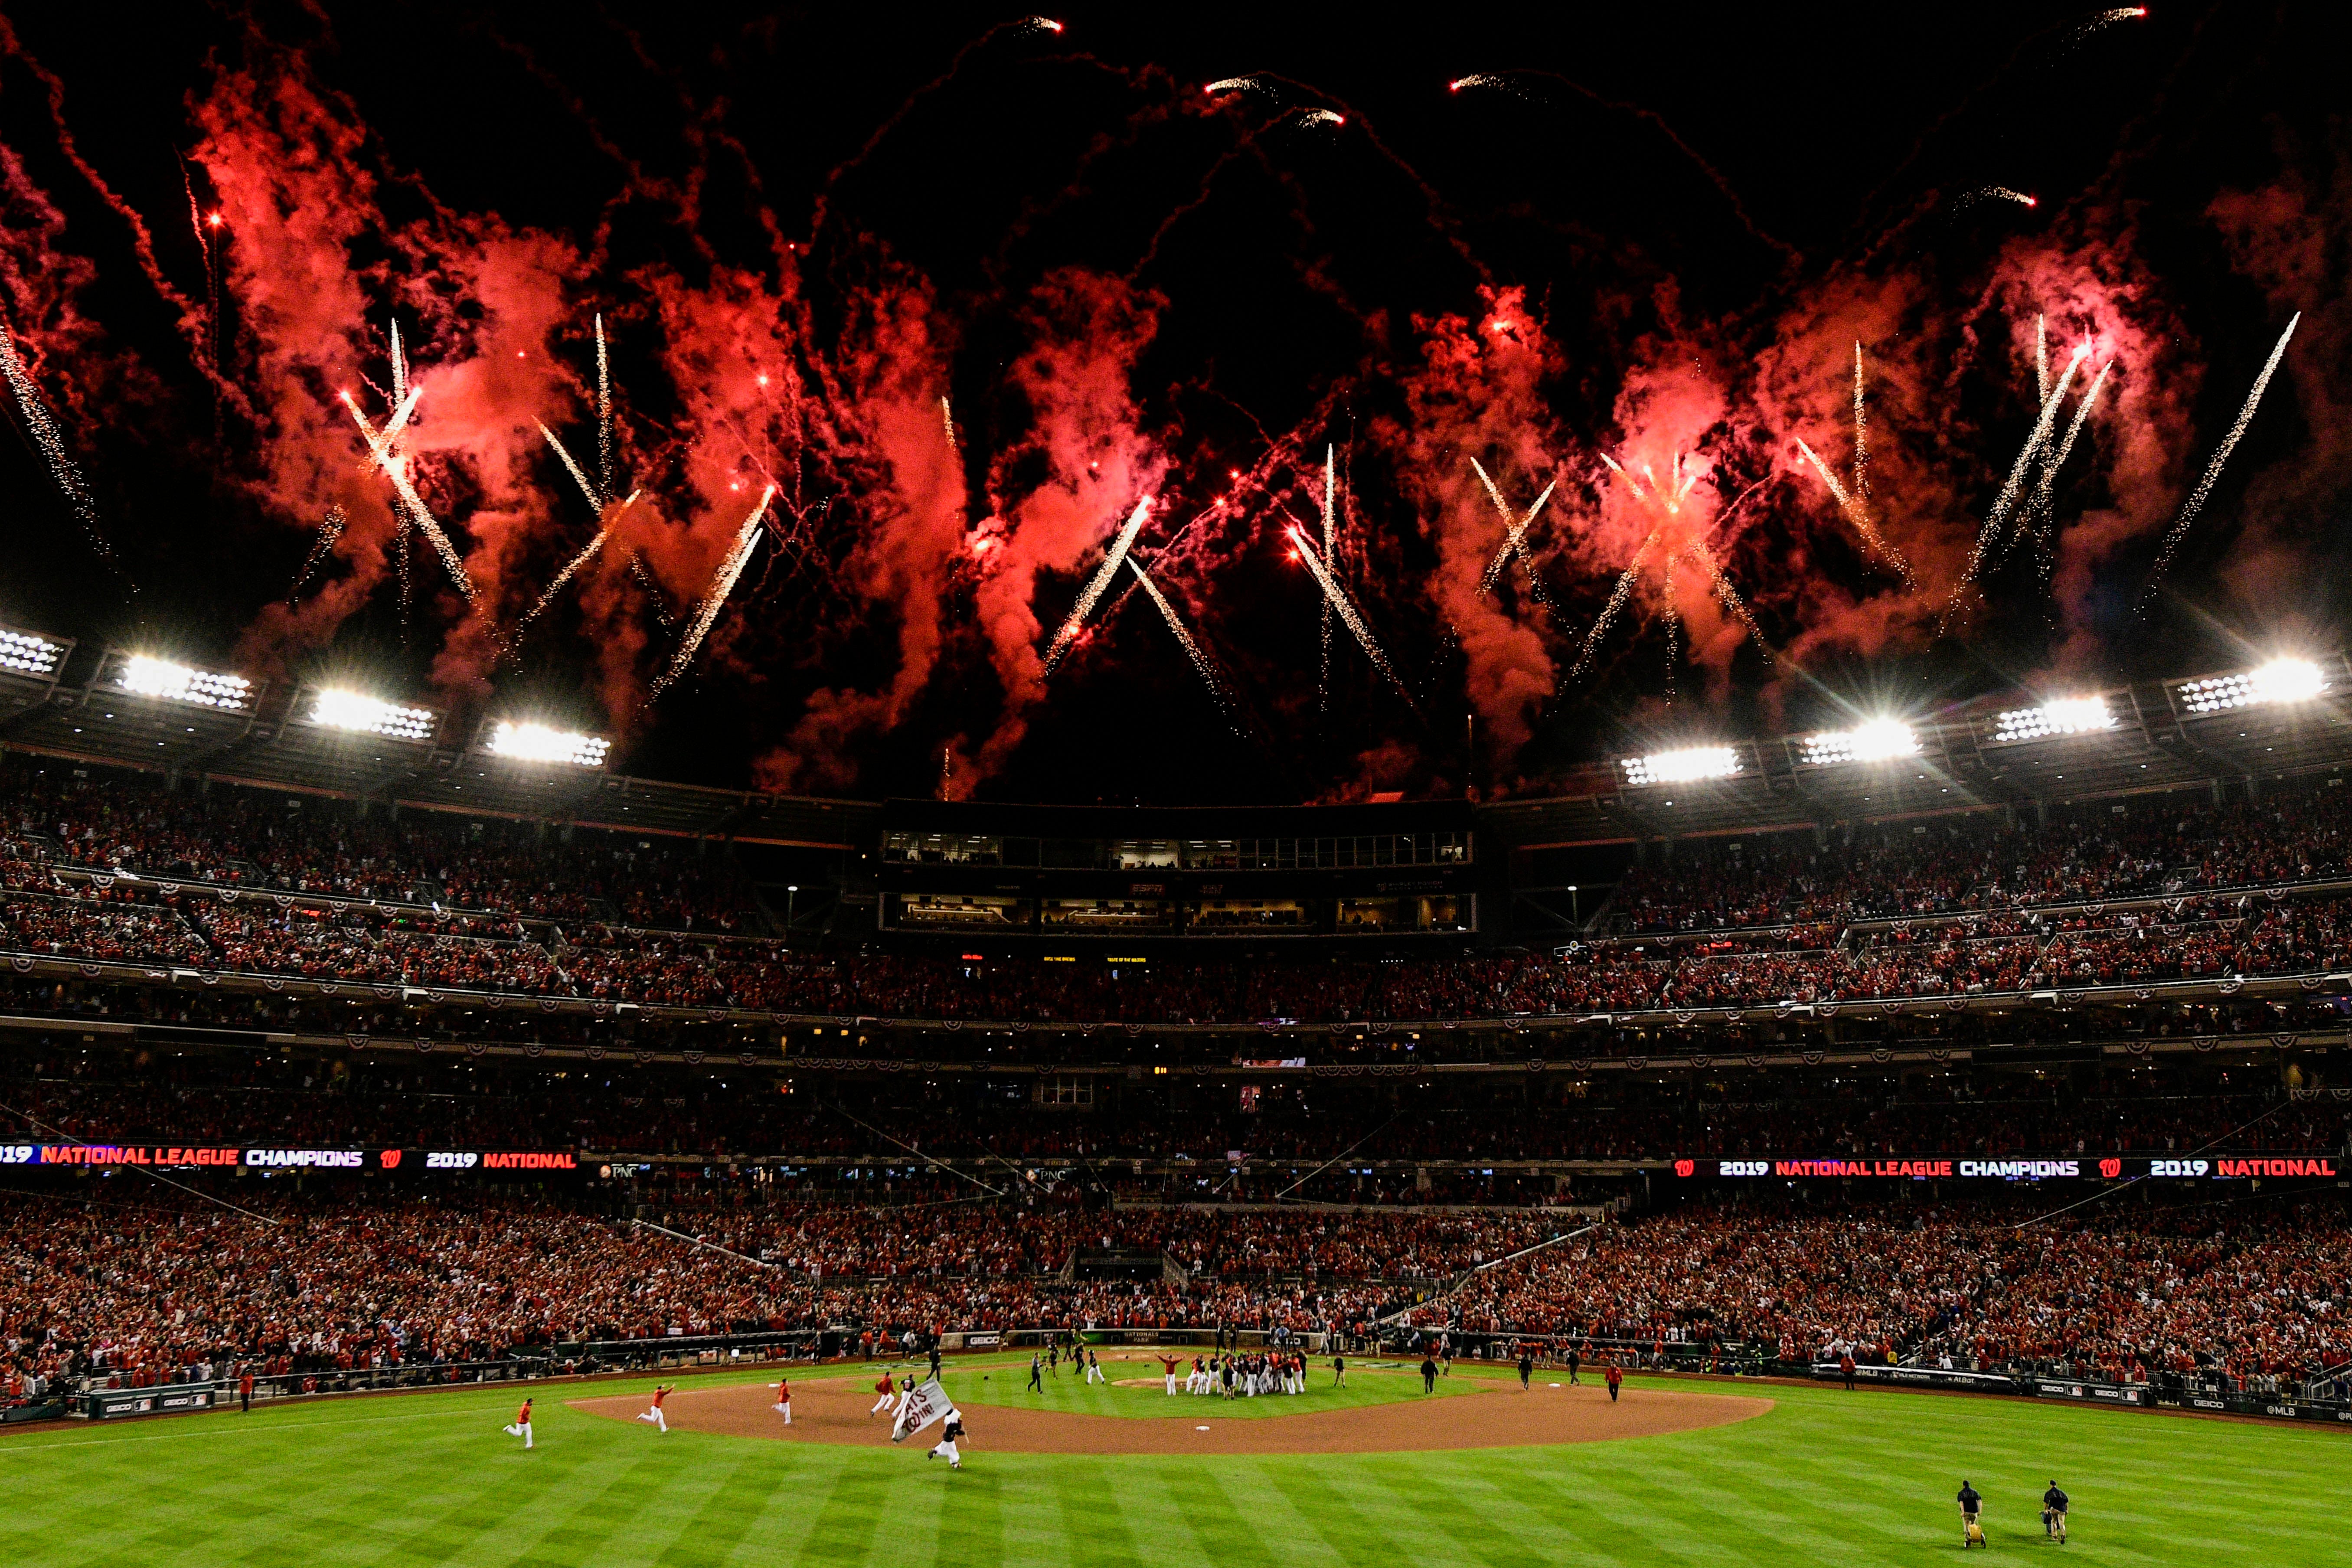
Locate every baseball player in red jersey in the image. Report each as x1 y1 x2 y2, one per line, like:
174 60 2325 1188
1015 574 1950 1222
636 1383 673 1433
1156 1353 1183 1395
870 1371 898 1416
771 1378 791 1424
503 1397 534 1449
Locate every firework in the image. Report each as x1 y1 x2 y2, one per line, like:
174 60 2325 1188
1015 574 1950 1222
1471 458 1558 599
2141 313 2300 608
1286 527 1411 704
1205 76 1264 95
1955 186 2038 210
342 390 478 605
0 322 120 574
2014 357 2114 574
1661 552 1680 704
518 490 640 632
1944 342 2089 621
1043 498 1153 674
1320 445 1337 706
1127 559 1233 719
941 395 958 454
1298 109 1344 127
1795 438 1913 582
652 487 774 699
2034 314 2050 407
594 314 613 497
1683 539 1774 663
1852 342 1870 500
2064 6 2149 48
287 504 347 605
1598 452 1650 500
537 421 605 512
1567 537 1658 683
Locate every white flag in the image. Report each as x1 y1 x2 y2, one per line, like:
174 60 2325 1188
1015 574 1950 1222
889 1377 950 1443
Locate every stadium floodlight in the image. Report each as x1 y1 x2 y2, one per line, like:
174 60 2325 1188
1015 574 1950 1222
2176 657 2329 715
0 627 66 679
1992 696 2117 744
484 719 610 768
1799 718 1919 766
309 688 438 742
118 653 255 712
1619 746 1742 787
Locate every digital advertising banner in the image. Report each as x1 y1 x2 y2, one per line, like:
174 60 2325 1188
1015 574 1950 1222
1677 1154 2340 1182
0 1144 582 1173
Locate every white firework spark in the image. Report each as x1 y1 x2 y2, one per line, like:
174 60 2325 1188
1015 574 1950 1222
2142 313 2300 606
1470 457 1558 599
1298 109 1345 127
941 395 958 454
1944 341 2090 621
1287 527 1411 705
1043 497 1153 674
2021 357 2114 574
1852 341 1870 500
0 321 120 573
341 388 478 606
595 314 614 498
1796 437 1913 582
288 504 347 605
1682 538 1774 663
652 487 774 699
1127 559 1233 720
1205 76 1264 95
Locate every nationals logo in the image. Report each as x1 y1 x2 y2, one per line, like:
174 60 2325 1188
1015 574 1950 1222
1673 1159 1696 1177
379 1149 403 1169
2099 1158 2123 1179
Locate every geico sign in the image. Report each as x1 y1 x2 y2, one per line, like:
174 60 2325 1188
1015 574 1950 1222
243 1149 364 1169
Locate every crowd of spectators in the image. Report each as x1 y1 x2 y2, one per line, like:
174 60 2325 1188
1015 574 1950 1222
1613 784 2352 934
2 757 748 931
8 1190 2345 1401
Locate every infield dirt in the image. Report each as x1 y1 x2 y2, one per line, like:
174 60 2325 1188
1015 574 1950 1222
571 1368 1770 1454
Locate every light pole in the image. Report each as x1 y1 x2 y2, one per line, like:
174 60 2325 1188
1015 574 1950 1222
786 884 798 944
1568 885 1579 928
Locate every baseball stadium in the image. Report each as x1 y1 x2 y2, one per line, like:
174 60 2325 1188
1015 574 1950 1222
4 3 2351 1564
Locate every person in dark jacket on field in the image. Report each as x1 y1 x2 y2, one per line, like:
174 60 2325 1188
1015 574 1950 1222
1420 1355 1438 1393
1957 1481 1984 1548
1517 1350 1534 1391
2042 1482 2069 1543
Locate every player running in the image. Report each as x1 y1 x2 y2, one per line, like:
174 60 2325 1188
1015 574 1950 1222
2042 1481 2069 1544
1957 1480 1985 1548
1085 1348 1105 1385
928 1408 966 1469
636 1383 673 1433
771 1378 791 1424
870 1371 898 1417
1027 1353 1044 1393
1517 1349 1533 1391
503 1397 534 1450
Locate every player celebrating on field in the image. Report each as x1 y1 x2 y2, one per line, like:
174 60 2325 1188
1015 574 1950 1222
503 1397 534 1450
636 1383 673 1433
870 1370 898 1417
771 1378 791 1424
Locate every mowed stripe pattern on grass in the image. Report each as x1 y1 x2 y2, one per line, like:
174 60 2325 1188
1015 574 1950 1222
3 1363 2346 1568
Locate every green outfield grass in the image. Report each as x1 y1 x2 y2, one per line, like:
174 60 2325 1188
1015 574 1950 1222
4 1356 2345 1567
941 1354 1472 1418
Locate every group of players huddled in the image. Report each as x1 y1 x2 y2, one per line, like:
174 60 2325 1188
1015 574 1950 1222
1150 1349 1313 1397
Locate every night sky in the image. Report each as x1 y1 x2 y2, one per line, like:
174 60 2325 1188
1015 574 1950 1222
0 2 2342 805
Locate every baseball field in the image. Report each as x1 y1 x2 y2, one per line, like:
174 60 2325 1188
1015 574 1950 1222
4 1351 2344 1567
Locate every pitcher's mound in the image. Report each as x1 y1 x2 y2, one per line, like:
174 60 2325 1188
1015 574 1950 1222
571 1376 1768 1454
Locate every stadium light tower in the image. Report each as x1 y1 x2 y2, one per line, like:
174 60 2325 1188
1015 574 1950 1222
479 719 611 767
114 653 256 713
1617 745 1743 787
2176 657 2329 715
1990 695 2118 744
306 687 440 742
1798 717 1919 766
0 625 69 682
